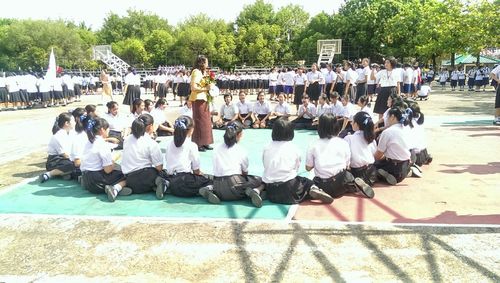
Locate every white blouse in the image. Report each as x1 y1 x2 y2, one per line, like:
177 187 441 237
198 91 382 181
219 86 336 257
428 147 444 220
213 143 249 177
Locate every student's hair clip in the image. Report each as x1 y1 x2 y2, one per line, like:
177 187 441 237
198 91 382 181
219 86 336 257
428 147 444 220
87 119 95 130
174 118 187 130
79 114 87 122
227 123 236 130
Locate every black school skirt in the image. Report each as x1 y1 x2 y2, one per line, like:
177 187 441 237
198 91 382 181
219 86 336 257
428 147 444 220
294 85 305 105
157 83 168 98
0 87 7 102
123 85 140 105
46 154 75 173
82 170 125 194
125 167 159 194
9 91 21 103
349 164 377 186
374 86 395 115
265 176 313 204
307 82 321 101
375 158 410 183
313 170 356 198
213 174 262 201
166 172 212 197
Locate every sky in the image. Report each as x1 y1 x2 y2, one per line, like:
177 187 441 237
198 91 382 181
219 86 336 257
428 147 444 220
0 0 344 30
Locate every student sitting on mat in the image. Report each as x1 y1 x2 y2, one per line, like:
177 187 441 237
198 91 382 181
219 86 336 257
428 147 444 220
80 117 131 202
121 113 168 198
39 113 76 183
268 93 291 128
236 91 253 128
408 102 432 166
163 116 213 199
306 113 374 200
150 99 174 137
312 93 331 126
292 95 316 130
262 119 333 204
344 111 378 186
374 107 412 185
214 94 238 129
70 108 89 180
252 91 271 129
200 121 265 207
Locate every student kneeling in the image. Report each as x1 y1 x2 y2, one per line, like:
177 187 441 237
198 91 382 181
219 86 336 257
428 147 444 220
262 119 333 204
306 113 374 200
200 122 264 207
80 117 130 202
121 114 168 198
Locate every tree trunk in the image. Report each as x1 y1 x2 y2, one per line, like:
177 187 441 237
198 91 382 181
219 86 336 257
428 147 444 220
476 54 480 65
450 52 455 69
432 54 437 70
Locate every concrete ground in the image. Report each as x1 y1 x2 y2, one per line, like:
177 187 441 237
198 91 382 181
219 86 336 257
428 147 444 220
0 87 499 282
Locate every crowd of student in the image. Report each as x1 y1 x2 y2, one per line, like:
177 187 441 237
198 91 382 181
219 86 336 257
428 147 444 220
432 65 497 92
39 80 432 207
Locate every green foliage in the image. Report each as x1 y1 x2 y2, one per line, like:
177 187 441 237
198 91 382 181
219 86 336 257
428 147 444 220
112 38 149 66
145 29 175 67
236 0 275 27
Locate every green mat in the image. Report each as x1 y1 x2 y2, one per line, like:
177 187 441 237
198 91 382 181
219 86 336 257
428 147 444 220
0 129 317 220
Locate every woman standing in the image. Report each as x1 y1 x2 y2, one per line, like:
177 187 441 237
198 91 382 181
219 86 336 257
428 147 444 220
189 56 214 152
373 57 400 120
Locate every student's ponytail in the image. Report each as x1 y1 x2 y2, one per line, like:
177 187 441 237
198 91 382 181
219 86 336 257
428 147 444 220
131 113 154 139
106 101 118 114
52 112 72 134
173 115 194 147
388 107 410 127
353 111 375 143
72 107 86 134
223 121 243 148
84 117 109 143
410 103 425 125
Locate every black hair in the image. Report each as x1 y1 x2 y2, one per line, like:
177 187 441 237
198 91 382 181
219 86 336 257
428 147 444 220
318 113 341 139
353 111 375 143
194 55 207 71
144 99 154 110
106 101 118 113
72 107 86 134
331 92 339 99
52 112 72 134
173 115 194 147
386 57 397 69
223 94 232 101
272 119 294 141
388 107 410 127
85 104 97 116
223 121 243 148
131 113 154 139
131 98 144 114
408 102 424 127
84 117 109 143
358 95 369 107
318 93 329 103
155 98 167 109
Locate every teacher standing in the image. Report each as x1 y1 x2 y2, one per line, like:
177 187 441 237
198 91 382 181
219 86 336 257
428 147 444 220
189 55 214 152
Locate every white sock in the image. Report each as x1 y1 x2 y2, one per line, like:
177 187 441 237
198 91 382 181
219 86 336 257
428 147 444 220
253 188 260 194
112 184 122 192
45 172 52 178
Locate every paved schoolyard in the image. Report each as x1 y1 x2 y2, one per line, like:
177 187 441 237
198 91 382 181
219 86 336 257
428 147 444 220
0 87 499 281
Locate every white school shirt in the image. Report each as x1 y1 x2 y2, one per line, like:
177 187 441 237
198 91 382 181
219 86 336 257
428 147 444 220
277 73 284 86
383 108 390 128
491 65 500 78
121 135 163 174
404 68 414 84
306 137 351 178
450 71 459 80
236 100 252 115
375 70 400 87
439 71 449 82
274 102 291 115
124 73 136 85
213 143 249 177
367 70 376 85
180 106 193 118
220 103 238 120
419 85 431 97
355 68 365 83
102 112 126 132
341 102 356 120
253 101 271 115
6 77 19 92
294 73 307 85
345 69 358 86
80 136 113 171
0 76 6 87
474 69 483 81
283 71 295 86
164 139 200 175
150 108 166 125
378 123 411 161
39 78 51 93
26 75 38 93
53 78 63 92
344 131 377 168
395 67 404 83
307 71 323 84
298 104 316 119
330 101 344 117
262 141 301 183
458 71 466 80
324 70 337 84
268 72 278 86
70 131 88 161
337 70 346 83
363 66 371 82
48 129 73 156
360 105 374 118
316 103 330 117
410 119 427 151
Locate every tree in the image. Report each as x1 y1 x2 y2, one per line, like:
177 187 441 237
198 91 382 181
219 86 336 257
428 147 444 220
293 12 334 64
236 23 281 66
236 0 275 27
466 0 500 63
144 29 175 67
174 27 216 65
112 38 149 66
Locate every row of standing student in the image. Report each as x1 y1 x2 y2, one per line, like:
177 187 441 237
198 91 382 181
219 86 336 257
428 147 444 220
39 94 431 205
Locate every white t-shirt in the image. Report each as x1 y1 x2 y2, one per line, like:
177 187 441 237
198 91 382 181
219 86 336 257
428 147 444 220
262 141 301 183
213 143 249 176
70 131 88 161
306 137 350 178
378 124 411 161
375 70 400 87
344 131 377 168
80 136 113 171
121 135 163 174
47 129 72 156
164 139 200 175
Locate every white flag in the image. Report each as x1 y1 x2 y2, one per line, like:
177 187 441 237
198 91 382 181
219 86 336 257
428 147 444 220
46 48 56 80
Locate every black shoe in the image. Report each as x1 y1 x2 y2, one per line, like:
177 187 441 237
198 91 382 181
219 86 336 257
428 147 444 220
354 178 374 199
309 185 334 203
199 186 220 204
198 146 206 152
39 173 49 183
377 169 397 185
203 145 213 150
245 188 263 208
